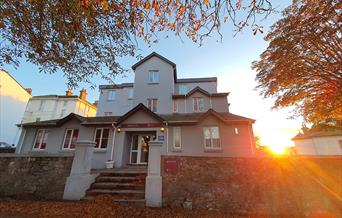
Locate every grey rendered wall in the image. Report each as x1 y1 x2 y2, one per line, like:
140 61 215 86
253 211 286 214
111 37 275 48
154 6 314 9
133 56 175 114
17 119 115 169
175 81 217 94
175 92 228 113
97 87 133 116
162 116 254 157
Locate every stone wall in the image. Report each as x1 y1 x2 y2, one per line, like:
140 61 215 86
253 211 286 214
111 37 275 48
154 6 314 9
0 154 73 199
161 156 342 215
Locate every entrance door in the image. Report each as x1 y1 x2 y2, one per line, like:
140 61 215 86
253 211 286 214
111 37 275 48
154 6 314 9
130 135 149 164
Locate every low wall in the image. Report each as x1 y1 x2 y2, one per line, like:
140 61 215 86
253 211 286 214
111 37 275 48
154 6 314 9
161 156 342 215
0 154 73 199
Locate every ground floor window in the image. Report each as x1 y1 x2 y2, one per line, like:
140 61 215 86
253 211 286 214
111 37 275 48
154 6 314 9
203 127 221 149
33 129 48 150
63 129 79 149
94 128 110 149
173 127 181 150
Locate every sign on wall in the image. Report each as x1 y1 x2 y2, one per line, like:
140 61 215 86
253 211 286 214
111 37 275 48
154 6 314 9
158 135 165 141
164 159 178 174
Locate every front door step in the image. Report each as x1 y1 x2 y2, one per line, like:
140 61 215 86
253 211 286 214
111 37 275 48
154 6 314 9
83 170 147 206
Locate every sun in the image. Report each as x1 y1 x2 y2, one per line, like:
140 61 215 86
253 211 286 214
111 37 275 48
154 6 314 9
268 145 286 155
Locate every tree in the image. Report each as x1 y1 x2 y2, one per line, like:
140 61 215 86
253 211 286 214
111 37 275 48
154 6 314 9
252 0 342 125
1 0 274 87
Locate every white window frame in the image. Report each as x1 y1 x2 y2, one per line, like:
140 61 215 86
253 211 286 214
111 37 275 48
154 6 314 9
173 127 182 150
148 70 159 83
203 126 221 149
147 98 158 112
62 129 79 150
193 97 204 112
107 90 116 101
94 128 110 149
173 101 178 113
128 89 134 100
38 100 46 112
32 129 48 150
179 85 188 95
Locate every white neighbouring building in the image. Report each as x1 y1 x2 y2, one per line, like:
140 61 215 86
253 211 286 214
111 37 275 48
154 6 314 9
22 88 97 124
292 129 342 156
0 69 32 146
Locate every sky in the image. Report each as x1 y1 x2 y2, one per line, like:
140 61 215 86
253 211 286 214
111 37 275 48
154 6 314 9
2 0 301 148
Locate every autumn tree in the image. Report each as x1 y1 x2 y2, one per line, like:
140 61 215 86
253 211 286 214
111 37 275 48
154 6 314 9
1 0 273 87
252 0 342 126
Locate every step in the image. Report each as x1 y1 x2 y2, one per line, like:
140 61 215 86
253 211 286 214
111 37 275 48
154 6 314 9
113 199 146 206
91 182 145 190
95 176 139 183
98 172 147 177
86 189 145 197
82 196 146 206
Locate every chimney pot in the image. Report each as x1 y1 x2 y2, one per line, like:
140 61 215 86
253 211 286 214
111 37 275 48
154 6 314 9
79 88 87 100
25 88 32 95
65 89 73 96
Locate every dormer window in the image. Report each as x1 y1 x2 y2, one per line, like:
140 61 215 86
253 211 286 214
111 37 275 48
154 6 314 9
193 97 204 112
148 70 159 83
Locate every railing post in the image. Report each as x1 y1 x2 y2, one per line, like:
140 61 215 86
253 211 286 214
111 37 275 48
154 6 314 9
145 140 163 207
63 140 97 200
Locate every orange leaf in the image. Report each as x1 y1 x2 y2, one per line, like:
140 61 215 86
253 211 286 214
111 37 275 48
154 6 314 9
145 0 151 9
203 0 209 6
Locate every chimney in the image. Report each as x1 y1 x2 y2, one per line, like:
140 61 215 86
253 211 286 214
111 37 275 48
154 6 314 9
65 88 73 96
25 88 32 95
79 88 87 100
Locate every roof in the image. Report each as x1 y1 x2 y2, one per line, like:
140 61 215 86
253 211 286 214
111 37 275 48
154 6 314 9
177 77 217 83
30 95 97 108
0 69 32 95
292 130 342 140
20 107 254 127
99 83 134 89
131 52 178 82
172 86 229 99
20 113 120 127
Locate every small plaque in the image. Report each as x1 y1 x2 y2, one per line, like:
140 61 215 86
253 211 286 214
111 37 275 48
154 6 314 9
158 135 165 141
164 159 178 174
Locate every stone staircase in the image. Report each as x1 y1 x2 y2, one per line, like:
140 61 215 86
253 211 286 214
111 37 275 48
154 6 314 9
83 168 147 206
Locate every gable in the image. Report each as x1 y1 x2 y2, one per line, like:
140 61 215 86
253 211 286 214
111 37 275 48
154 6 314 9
121 110 162 124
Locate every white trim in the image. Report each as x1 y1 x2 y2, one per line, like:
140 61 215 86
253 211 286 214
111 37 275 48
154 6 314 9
110 126 116 161
173 127 182 150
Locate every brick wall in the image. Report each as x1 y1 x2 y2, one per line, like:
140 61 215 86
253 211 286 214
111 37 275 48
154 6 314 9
0 155 73 199
161 156 342 215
